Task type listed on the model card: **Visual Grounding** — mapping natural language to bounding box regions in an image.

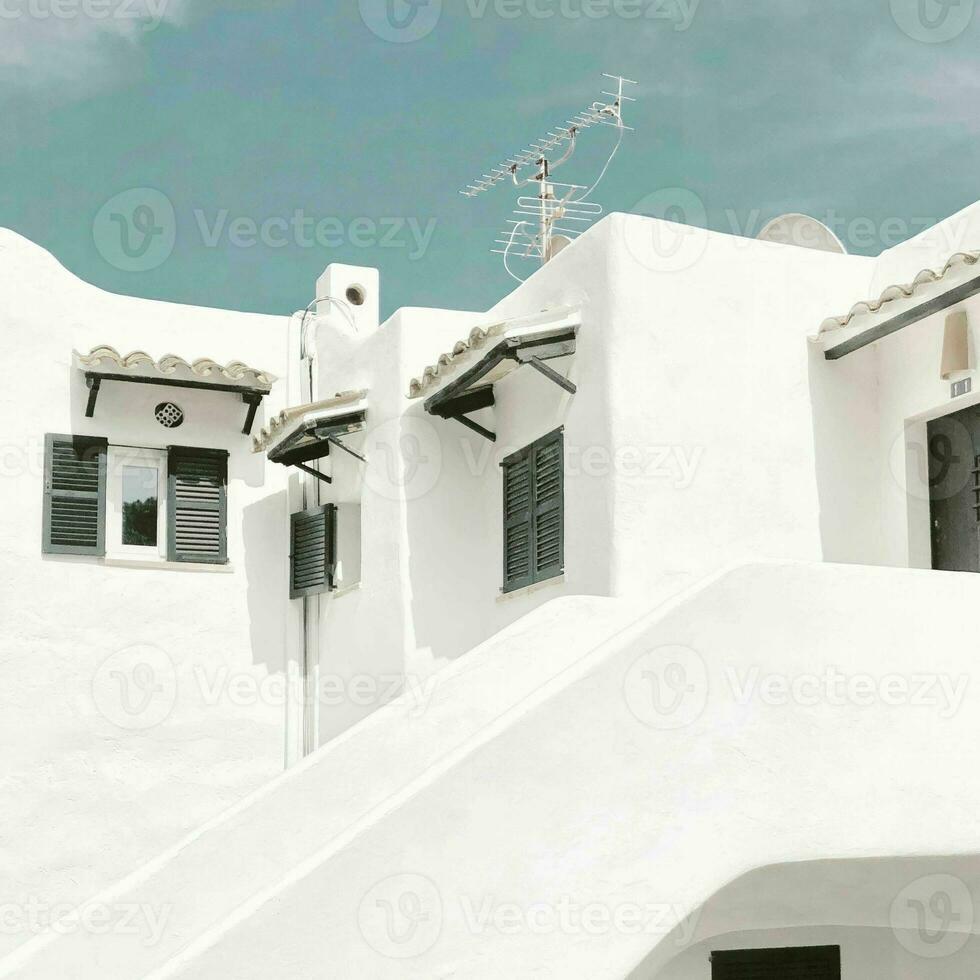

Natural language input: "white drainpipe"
[295,295,357,759]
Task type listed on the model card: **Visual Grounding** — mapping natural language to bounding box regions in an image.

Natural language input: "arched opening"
[628,854,980,980]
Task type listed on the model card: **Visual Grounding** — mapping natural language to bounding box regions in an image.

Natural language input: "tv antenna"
[461,74,637,280]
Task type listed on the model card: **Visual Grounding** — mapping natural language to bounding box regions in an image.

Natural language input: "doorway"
[711,945,841,980]
[928,402,980,572]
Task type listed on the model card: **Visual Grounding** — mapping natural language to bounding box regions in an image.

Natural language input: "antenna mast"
[461,74,637,273]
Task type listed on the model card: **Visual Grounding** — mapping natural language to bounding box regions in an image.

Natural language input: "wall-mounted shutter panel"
[533,431,563,578]
[42,434,107,555]
[167,447,228,564]
[290,504,336,598]
[503,456,533,592]
[711,946,841,980]
[501,428,564,593]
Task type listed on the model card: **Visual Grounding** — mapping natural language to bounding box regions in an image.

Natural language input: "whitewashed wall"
[0,230,292,956]
[305,204,978,725]
[630,855,980,978]
[654,926,979,980]
[307,301,488,743]
[305,213,878,750]
[808,202,980,573]
[4,199,976,966]
[160,562,980,980]
[306,224,622,744]
[15,561,980,979]
[605,213,876,596]
[6,202,980,975]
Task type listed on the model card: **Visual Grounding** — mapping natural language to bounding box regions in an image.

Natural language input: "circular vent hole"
[155,402,185,429]
[345,284,366,307]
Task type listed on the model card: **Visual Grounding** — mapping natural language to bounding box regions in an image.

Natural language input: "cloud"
[0,0,294,105]
[0,0,281,91]
[0,0,189,99]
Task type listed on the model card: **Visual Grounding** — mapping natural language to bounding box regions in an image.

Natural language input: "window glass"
[121,465,158,547]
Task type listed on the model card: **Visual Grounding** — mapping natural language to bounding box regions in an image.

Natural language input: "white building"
[2,199,980,978]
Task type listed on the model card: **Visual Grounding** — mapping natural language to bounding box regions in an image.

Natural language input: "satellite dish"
[546,234,573,261]
[757,213,847,255]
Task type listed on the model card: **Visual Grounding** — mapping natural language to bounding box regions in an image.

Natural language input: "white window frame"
[106,446,167,561]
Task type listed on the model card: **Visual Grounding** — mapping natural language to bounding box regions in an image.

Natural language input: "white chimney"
[315,263,380,336]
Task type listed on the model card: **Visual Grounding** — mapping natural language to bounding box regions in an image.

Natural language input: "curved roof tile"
[74,346,277,390]
[819,251,980,335]
[252,390,368,453]
[407,306,581,399]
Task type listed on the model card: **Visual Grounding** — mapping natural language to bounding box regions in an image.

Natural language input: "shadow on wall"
[243,491,288,674]
[629,853,980,980]
[406,364,580,668]
[807,342,884,566]
[404,403,502,668]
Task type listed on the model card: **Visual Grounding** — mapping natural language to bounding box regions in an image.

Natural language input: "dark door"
[928,404,980,572]
[711,945,840,980]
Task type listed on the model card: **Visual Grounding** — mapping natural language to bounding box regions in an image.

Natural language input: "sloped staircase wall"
[4,562,980,979]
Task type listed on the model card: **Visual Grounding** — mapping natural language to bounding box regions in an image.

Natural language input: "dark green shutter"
[167,446,228,564]
[503,453,533,592]
[532,431,563,579]
[290,504,337,599]
[711,946,841,980]
[501,428,564,593]
[42,434,107,555]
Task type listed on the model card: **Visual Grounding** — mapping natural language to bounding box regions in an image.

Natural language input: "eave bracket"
[294,462,333,485]
[451,412,497,442]
[525,354,577,394]
[326,435,368,463]
[430,385,497,442]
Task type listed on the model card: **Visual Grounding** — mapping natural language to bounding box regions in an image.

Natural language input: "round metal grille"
[155,401,185,429]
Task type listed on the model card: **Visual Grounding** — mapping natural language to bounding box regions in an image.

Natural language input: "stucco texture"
[8,562,980,978]
[0,230,292,957]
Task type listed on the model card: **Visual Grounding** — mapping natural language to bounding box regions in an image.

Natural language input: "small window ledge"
[104,557,234,573]
[497,573,565,603]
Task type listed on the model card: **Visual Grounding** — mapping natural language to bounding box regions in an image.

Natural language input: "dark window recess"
[42,434,108,556]
[501,428,564,593]
[167,446,228,564]
[927,405,980,573]
[290,504,337,599]
[711,946,841,980]
[973,452,980,523]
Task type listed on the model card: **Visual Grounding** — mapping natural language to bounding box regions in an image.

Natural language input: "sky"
[2,0,980,320]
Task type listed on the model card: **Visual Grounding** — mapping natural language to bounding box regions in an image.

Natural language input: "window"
[123,467,159,545]
[501,428,564,593]
[106,447,166,559]
[167,446,229,564]
[42,436,228,565]
[290,504,337,598]
[42,434,108,556]
[711,946,841,980]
